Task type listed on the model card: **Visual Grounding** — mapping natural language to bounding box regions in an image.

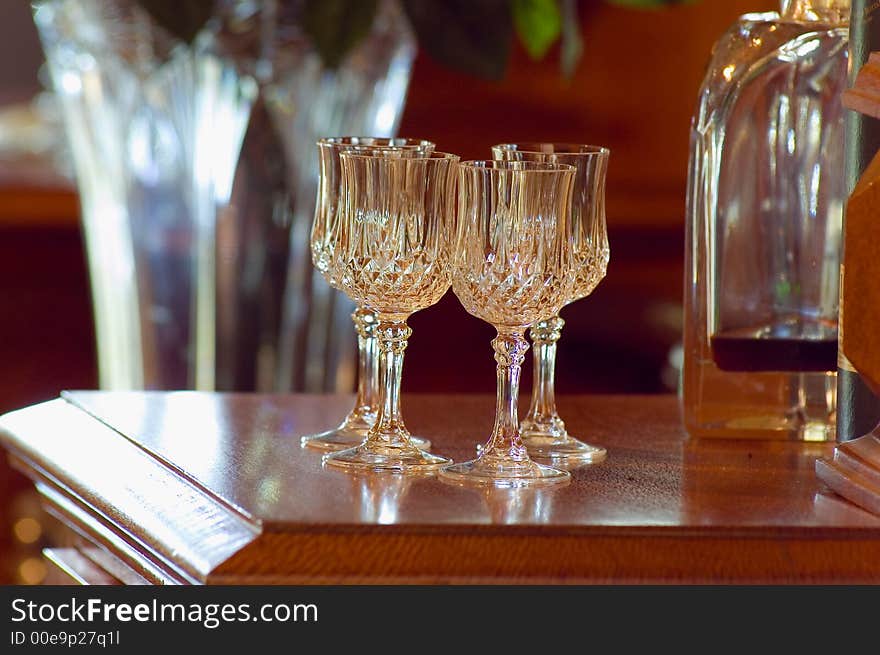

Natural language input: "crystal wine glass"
[302,137,434,452]
[439,160,577,487]
[493,143,610,463]
[322,151,459,472]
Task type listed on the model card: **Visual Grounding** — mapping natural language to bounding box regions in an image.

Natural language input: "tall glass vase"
[32,0,416,392]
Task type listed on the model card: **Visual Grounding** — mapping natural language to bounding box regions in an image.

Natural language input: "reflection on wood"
[2,392,880,583]
[816,433,880,517]
[0,398,258,584]
[43,548,121,585]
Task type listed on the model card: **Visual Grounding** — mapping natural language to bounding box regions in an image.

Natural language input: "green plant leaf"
[559,0,582,79]
[302,0,379,69]
[513,0,562,60]
[134,0,216,44]
[402,0,512,80]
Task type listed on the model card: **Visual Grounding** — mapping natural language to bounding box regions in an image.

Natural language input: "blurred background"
[0,0,774,582]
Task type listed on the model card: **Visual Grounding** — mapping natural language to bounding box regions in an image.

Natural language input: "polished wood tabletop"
[1,392,879,584]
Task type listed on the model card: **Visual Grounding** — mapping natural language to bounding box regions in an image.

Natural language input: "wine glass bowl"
[301,136,435,452]
[438,160,577,488]
[311,137,436,281]
[322,151,459,473]
[492,143,611,464]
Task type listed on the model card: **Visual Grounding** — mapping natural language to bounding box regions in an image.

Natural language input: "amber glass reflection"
[439,161,576,487]
[302,137,434,452]
[493,143,610,463]
[322,152,459,472]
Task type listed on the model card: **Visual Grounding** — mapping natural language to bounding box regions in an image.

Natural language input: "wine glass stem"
[525,315,565,424]
[370,317,413,445]
[485,329,530,459]
[352,307,379,417]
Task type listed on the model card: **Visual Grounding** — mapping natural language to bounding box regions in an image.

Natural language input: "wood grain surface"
[2,392,880,584]
[43,548,121,585]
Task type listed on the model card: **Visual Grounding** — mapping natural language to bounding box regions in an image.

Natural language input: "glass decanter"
[682,0,849,440]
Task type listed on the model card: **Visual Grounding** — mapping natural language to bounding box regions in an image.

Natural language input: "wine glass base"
[302,425,431,452]
[323,442,450,473]
[521,435,607,464]
[438,457,570,488]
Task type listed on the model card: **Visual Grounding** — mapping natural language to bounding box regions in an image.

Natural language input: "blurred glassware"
[493,143,610,463]
[322,152,458,473]
[32,0,416,392]
[302,137,434,452]
[439,160,576,488]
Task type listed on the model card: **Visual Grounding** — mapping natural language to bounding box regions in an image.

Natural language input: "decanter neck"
[780,0,850,23]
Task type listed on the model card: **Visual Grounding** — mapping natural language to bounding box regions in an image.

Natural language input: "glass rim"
[338,151,460,162]
[492,143,610,157]
[459,160,576,173]
[317,136,435,149]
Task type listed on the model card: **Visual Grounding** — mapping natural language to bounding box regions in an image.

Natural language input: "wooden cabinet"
[2,392,878,584]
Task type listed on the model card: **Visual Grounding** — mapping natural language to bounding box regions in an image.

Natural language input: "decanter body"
[683,0,849,440]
